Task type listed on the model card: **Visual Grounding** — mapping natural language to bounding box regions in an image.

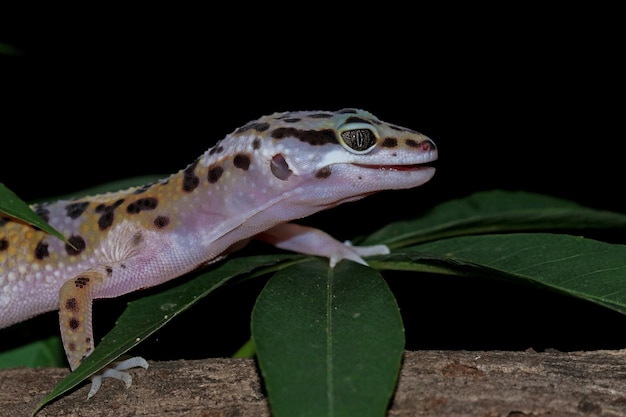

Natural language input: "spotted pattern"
[0,108,437,385]
[133,183,154,195]
[66,236,86,256]
[127,197,159,214]
[234,122,270,134]
[66,202,90,219]
[208,166,224,183]
[65,297,79,312]
[271,128,338,146]
[345,116,370,125]
[35,241,49,260]
[315,167,332,179]
[234,154,251,170]
[209,144,224,156]
[182,159,200,192]
[95,199,125,231]
[35,206,50,222]
[74,276,90,288]
[382,138,398,148]
[154,215,170,229]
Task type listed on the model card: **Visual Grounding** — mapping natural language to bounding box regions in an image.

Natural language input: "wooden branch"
[3,349,626,416]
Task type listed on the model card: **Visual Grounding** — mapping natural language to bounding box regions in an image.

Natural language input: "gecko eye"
[337,123,378,154]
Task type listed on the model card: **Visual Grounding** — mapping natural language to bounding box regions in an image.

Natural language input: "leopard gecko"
[0,108,438,398]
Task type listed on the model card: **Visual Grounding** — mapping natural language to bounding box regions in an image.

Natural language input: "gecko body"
[0,109,437,397]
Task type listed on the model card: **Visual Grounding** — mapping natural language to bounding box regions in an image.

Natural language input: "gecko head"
[261,108,438,206]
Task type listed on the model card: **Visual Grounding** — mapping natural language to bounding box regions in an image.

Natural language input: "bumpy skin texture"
[0,108,437,396]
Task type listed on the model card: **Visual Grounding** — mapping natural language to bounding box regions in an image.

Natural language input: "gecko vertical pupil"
[340,129,375,152]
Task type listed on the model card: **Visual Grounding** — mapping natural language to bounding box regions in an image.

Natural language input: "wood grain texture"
[3,350,626,416]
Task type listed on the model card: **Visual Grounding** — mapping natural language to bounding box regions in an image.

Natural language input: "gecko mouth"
[353,162,436,171]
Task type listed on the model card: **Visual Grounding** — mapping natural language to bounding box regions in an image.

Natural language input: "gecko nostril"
[270,154,292,181]
[423,139,436,151]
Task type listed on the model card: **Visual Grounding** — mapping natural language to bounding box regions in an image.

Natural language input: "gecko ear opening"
[271,154,293,181]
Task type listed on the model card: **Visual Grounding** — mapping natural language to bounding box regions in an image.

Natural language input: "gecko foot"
[329,242,390,268]
[87,356,149,399]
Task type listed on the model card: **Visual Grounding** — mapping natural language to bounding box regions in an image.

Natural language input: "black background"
[2,7,625,356]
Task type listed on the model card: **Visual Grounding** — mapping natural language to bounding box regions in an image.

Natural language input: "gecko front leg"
[58,269,148,398]
[257,223,390,267]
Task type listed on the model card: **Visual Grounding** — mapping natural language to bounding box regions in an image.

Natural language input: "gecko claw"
[87,356,149,399]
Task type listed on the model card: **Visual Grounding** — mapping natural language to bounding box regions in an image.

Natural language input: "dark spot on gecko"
[337,109,358,114]
[345,116,370,125]
[65,298,79,312]
[0,238,8,251]
[208,166,224,183]
[154,215,170,229]
[65,201,90,219]
[95,199,125,230]
[98,211,115,230]
[68,343,76,351]
[105,266,113,276]
[234,154,251,170]
[74,276,90,288]
[405,139,419,147]
[34,241,49,259]
[66,236,86,256]
[133,182,155,195]
[271,128,338,146]
[182,159,200,192]
[120,264,127,269]
[309,113,334,118]
[252,138,261,150]
[283,118,301,123]
[315,167,332,179]
[382,138,398,148]
[69,318,80,330]
[234,122,270,134]
[127,197,159,214]
[209,143,225,155]
[132,231,144,246]
[35,205,50,222]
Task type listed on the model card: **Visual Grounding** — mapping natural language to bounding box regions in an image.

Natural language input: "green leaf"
[0,183,68,244]
[0,42,22,56]
[362,190,626,248]
[252,259,404,417]
[0,336,64,368]
[392,233,626,315]
[34,254,298,413]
